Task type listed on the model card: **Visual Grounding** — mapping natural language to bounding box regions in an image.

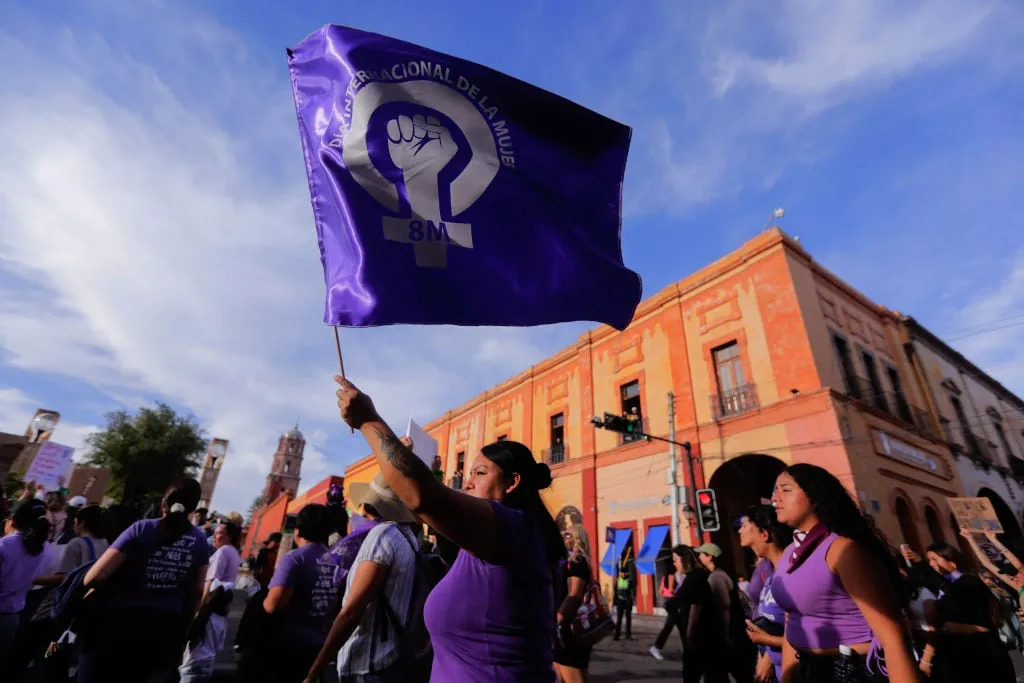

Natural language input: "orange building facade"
[345,229,988,614]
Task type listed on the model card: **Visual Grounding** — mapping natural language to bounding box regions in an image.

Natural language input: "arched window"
[895,496,922,553]
[924,505,945,544]
[284,461,291,474]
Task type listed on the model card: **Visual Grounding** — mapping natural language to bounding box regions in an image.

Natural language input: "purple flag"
[288,26,642,330]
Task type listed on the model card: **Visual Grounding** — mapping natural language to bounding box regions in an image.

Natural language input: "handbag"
[659,575,674,598]
[566,582,615,647]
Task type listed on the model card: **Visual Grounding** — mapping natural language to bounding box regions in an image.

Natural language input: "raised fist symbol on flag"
[381,113,471,268]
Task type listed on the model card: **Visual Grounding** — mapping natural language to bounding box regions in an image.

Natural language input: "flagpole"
[332,326,346,379]
[332,326,353,433]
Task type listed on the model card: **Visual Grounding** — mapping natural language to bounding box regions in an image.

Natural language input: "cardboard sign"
[948,496,1004,533]
[405,418,439,467]
[24,441,75,493]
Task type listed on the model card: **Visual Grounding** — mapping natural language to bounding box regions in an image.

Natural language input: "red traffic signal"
[695,487,720,533]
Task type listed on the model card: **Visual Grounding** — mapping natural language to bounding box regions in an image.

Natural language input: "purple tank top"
[423,501,555,683]
[771,533,874,650]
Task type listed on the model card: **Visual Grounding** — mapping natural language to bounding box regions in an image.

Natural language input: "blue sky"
[1,0,1022,514]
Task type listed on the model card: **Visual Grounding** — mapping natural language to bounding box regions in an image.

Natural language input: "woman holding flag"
[335,376,565,683]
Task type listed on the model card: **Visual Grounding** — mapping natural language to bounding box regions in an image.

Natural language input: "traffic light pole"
[668,392,680,546]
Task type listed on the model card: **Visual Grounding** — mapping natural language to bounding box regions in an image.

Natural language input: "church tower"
[198,438,228,510]
[262,424,305,503]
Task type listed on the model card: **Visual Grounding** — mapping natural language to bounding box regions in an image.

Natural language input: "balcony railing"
[711,384,759,420]
[842,376,945,442]
[910,406,942,441]
[942,423,996,466]
[543,444,567,465]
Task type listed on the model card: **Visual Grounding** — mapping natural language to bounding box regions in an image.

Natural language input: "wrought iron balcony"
[543,443,567,465]
[711,384,759,420]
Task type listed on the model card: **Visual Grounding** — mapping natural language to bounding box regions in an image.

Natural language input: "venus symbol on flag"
[288,25,642,330]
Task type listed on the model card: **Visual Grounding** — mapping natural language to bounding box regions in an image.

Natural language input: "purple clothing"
[757,570,785,682]
[327,518,380,587]
[267,542,338,646]
[424,501,555,683]
[0,533,48,613]
[108,519,211,615]
[746,558,773,619]
[771,533,873,650]
[206,544,241,584]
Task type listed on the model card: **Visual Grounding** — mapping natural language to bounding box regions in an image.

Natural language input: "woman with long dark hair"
[901,539,1015,682]
[770,464,917,683]
[0,500,51,669]
[335,377,565,683]
[554,524,594,683]
[79,478,210,682]
[668,544,730,683]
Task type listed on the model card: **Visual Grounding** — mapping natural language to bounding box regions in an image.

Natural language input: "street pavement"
[213,598,1024,683]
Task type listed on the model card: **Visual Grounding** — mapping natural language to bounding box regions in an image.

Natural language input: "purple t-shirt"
[109,519,210,615]
[267,542,338,645]
[424,501,555,683]
[0,533,49,613]
[747,557,773,619]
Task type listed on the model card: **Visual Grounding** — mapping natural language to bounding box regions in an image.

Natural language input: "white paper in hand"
[406,418,439,467]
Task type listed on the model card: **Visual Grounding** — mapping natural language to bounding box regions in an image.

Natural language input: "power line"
[946,320,1024,343]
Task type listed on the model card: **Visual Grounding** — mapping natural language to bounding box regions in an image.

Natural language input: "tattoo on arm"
[374,426,432,482]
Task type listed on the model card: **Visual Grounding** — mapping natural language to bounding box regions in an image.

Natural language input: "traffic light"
[590,412,647,440]
[695,488,720,533]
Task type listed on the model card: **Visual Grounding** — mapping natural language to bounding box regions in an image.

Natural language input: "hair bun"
[533,462,552,490]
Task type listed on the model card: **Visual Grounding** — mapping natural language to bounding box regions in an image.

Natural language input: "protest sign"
[25,441,75,493]
[406,418,439,467]
[948,496,1004,533]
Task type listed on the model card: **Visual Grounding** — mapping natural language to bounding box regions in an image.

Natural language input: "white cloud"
[603,0,1022,217]
[0,386,100,456]
[952,251,1024,396]
[711,0,998,109]
[0,5,559,512]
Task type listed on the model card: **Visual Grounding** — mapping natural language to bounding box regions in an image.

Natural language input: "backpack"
[33,537,98,624]
[371,525,442,683]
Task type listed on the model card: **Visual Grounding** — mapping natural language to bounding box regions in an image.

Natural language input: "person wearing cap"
[256,504,339,682]
[335,377,566,683]
[305,473,424,682]
[736,505,794,683]
[0,499,51,669]
[697,542,756,683]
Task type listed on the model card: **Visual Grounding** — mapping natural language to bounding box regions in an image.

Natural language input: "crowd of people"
[1,375,1021,683]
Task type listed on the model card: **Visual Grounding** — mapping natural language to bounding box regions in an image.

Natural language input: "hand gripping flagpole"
[332,326,353,433]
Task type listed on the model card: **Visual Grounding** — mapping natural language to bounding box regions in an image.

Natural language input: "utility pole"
[668,392,680,546]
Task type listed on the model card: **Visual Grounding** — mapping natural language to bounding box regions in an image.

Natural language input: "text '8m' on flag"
[287,25,642,331]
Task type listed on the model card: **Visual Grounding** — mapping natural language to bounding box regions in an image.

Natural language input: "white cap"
[838,645,853,656]
[68,496,87,507]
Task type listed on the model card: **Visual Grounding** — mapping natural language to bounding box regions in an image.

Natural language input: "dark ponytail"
[160,479,202,544]
[12,500,51,557]
[480,440,566,566]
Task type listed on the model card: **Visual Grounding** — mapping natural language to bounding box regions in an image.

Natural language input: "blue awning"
[599,528,633,576]
[636,525,670,576]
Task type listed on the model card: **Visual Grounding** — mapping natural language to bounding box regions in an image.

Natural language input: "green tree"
[86,403,207,504]
[3,470,26,502]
